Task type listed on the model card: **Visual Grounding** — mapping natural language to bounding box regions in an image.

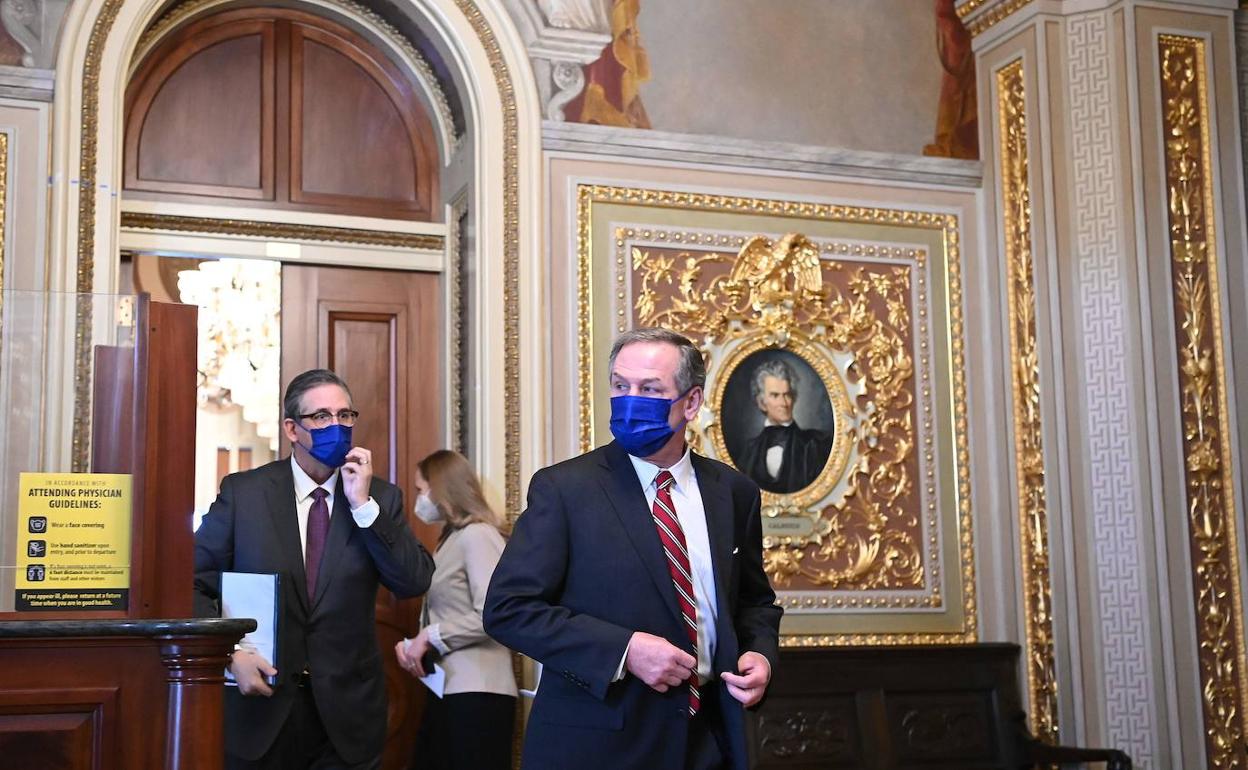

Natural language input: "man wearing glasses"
[194,368,434,770]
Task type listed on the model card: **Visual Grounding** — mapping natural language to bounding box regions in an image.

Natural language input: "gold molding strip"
[451,0,521,522]
[448,197,467,453]
[965,0,1035,38]
[120,212,445,250]
[0,130,7,371]
[996,59,1059,744]
[72,0,125,472]
[956,0,990,19]
[0,132,8,383]
[576,185,594,453]
[1159,35,1248,770]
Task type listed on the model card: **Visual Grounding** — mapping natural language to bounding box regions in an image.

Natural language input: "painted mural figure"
[736,358,832,495]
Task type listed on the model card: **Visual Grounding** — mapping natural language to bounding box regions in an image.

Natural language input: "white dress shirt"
[289,456,379,562]
[763,418,793,480]
[626,447,719,682]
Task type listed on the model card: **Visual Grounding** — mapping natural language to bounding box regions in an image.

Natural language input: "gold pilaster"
[1159,34,1248,770]
[996,58,1059,744]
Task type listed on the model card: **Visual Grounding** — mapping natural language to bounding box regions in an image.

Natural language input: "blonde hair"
[418,450,509,537]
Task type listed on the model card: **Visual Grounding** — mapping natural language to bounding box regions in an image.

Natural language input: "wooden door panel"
[282,264,441,770]
[325,311,401,481]
[124,7,438,220]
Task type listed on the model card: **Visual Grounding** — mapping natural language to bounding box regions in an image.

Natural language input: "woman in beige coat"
[395,450,516,770]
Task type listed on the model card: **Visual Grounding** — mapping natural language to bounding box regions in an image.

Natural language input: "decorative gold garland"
[996,58,1058,745]
[120,212,445,250]
[1159,35,1248,770]
[964,0,1034,38]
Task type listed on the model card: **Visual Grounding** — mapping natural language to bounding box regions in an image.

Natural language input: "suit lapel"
[598,443,683,625]
[691,454,734,628]
[265,462,310,615]
[309,477,355,612]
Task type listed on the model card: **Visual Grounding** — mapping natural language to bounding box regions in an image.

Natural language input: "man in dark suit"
[738,359,832,494]
[194,369,434,769]
[485,327,782,770]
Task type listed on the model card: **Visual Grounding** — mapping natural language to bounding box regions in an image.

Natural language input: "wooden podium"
[0,295,250,769]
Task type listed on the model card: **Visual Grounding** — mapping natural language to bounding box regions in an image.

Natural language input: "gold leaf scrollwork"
[1160,35,1248,770]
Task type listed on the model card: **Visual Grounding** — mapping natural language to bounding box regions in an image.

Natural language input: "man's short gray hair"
[607,327,706,394]
[751,359,798,408]
[283,369,354,420]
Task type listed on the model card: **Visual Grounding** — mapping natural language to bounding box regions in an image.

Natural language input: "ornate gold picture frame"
[577,184,976,645]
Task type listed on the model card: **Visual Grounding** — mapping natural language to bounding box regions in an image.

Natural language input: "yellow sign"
[14,473,132,611]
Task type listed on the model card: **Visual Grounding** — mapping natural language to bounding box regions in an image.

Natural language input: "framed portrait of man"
[721,350,835,495]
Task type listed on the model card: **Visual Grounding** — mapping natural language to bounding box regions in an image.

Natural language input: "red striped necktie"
[651,469,700,716]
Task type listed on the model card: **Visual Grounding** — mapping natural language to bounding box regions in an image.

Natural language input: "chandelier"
[177,259,282,451]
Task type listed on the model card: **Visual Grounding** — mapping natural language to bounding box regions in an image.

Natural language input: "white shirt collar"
[763,418,794,428]
[290,455,338,503]
[628,445,695,492]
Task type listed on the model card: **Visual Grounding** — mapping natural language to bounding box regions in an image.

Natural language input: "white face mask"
[414,493,443,524]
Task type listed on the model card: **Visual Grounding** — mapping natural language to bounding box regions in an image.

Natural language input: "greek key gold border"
[120,212,446,250]
[1159,34,1248,770]
[575,184,978,647]
[996,58,1058,744]
[74,0,521,521]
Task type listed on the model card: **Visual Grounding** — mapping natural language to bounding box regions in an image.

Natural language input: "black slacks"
[226,682,380,770]
[411,691,516,770]
[686,683,731,770]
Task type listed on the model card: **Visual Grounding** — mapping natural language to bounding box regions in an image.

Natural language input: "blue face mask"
[301,423,353,468]
[609,389,692,458]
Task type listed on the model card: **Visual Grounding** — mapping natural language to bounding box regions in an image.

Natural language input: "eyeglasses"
[296,409,360,429]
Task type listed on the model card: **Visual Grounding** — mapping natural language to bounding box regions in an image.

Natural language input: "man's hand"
[341,447,373,509]
[395,629,432,678]
[230,648,277,697]
[625,631,696,693]
[721,651,771,707]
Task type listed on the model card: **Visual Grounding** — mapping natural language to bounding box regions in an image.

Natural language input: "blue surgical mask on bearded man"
[608,388,693,457]
[302,423,353,468]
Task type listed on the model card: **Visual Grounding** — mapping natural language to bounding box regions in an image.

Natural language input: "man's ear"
[685,386,704,418]
[281,418,299,444]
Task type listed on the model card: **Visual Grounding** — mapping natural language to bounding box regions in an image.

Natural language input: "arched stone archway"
[46,0,546,520]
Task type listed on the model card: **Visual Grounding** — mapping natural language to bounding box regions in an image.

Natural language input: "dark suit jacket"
[484,442,782,770]
[193,458,434,763]
[739,421,832,494]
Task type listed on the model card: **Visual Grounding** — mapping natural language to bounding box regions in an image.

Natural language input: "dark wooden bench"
[747,643,1130,769]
